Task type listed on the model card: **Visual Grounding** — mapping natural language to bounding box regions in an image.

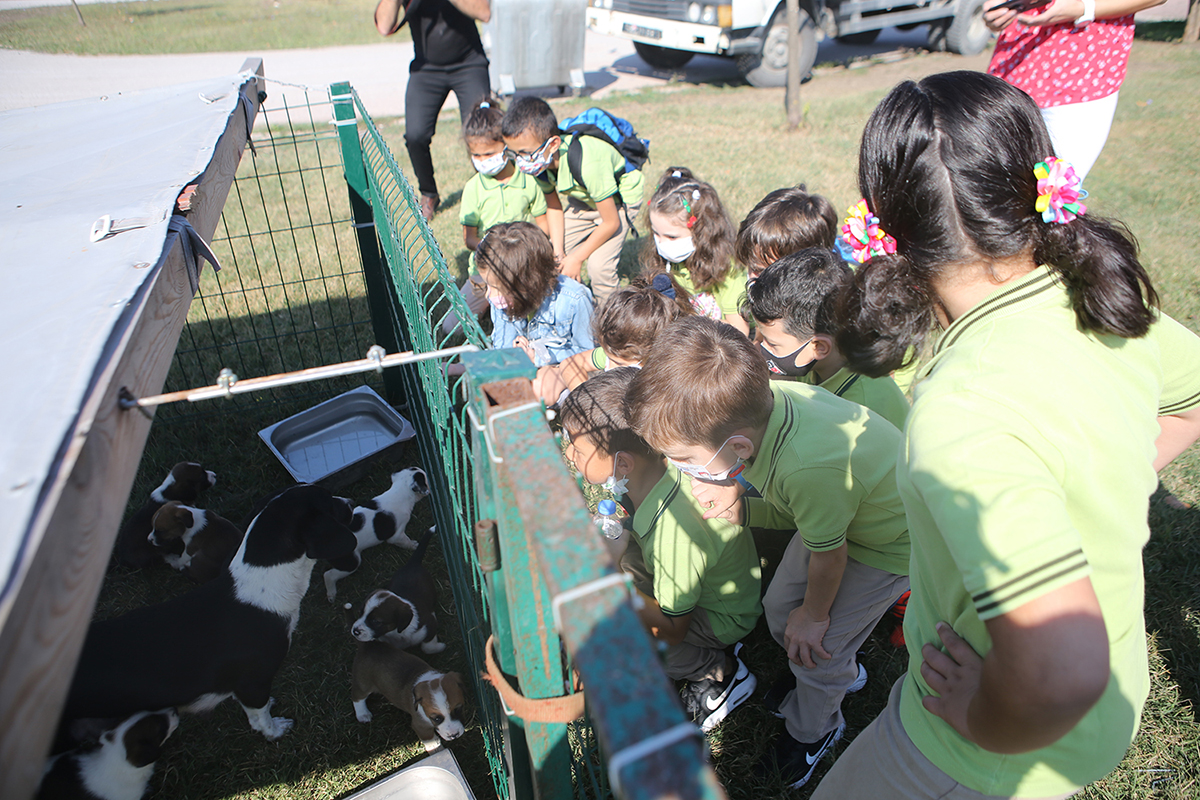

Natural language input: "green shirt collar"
[742,385,796,488]
[921,265,1063,380]
[631,464,684,539]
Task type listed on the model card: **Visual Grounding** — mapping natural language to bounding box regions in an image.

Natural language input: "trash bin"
[482,0,587,95]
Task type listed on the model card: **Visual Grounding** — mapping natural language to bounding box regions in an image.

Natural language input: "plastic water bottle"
[592,499,623,540]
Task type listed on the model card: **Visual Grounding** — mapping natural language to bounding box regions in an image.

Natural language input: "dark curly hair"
[640,166,737,295]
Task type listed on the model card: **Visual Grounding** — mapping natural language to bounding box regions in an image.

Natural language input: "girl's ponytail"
[1036,216,1157,338]
[836,252,934,378]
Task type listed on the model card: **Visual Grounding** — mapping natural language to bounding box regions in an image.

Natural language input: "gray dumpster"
[482,0,587,94]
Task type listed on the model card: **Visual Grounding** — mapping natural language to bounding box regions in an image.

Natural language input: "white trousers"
[1041,91,1120,185]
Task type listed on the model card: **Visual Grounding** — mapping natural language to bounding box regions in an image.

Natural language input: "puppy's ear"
[300,509,358,561]
[68,717,117,745]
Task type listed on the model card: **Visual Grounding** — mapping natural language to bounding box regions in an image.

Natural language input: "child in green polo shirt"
[446,98,550,331]
[745,248,909,430]
[626,316,910,789]
[559,368,761,734]
[501,96,644,305]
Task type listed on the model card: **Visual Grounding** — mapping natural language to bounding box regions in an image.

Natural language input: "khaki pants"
[621,538,731,683]
[764,532,908,743]
[812,679,1080,800]
[563,198,640,306]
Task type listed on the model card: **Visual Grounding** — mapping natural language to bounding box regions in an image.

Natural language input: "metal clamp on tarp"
[167,214,222,293]
[90,211,166,243]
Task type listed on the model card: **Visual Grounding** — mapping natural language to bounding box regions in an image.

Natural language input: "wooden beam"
[0,73,258,800]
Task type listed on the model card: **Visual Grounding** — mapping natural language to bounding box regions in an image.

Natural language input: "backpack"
[559,108,650,205]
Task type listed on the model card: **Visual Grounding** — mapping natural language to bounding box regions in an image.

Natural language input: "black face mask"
[760,339,816,377]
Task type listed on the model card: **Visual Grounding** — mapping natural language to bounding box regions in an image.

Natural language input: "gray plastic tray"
[344,748,477,800]
[258,385,416,486]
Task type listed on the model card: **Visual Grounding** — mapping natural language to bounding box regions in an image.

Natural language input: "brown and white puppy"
[323,467,430,601]
[150,502,244,583]
[349,527,443,653]
[39,709,178,800]
[351,640,466,751]
[116,462,217,569]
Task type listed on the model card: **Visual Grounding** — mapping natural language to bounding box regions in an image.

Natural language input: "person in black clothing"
[376,0,492,220]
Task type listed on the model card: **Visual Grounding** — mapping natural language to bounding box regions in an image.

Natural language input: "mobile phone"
[991,0,1052,13]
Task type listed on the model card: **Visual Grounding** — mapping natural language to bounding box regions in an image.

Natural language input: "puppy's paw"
[263,716,294,740]
[323,569,339,602]
[421,637,446,655]
[422,737,443,752]
[390,533,418,550]
[353,699,373,723]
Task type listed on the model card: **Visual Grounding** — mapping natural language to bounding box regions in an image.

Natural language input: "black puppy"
[63,485,357,741]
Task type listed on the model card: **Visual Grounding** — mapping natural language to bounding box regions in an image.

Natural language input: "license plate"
[622,22,662,39]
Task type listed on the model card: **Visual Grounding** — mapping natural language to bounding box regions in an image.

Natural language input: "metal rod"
[123,344,479,409]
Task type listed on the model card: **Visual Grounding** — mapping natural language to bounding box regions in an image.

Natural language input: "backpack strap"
[565,133,624,209]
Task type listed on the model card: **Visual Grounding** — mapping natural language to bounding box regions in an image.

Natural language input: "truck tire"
[836,29,880,45]
[633,41,696,70]
[945,0,992,55]
[737,7,818,88]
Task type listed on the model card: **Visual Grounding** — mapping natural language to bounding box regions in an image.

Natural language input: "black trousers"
[404,54,491,198]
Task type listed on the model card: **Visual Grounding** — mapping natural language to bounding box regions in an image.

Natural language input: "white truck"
[585,0,992,86]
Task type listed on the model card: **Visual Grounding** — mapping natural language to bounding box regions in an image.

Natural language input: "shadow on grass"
[1145,484,1200,722]
[131,5,218,19]
[1135,21,1186,42]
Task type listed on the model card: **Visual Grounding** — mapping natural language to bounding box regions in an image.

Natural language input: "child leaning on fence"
[626,316,910,790]
[531,274,691,405]
[559,367,761,734]
[642,168,748,335]
[474,222,593,367]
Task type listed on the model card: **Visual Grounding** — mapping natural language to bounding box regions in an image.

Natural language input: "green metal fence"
[153,78,726,800]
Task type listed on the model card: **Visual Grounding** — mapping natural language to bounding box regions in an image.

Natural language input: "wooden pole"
[1184,0,1199,43]
[69,0,85,26]
[785,0,803,129]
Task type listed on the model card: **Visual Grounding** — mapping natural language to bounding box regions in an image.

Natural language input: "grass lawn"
[108,37,1199,800]
[0,0,402,55]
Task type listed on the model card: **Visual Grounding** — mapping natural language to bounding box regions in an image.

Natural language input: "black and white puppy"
[62,484,357,741]
[348,527,444,653]
[149,502,244,583]
[323,467,430,601]
[116,462,217,569]
[39,709,178,800]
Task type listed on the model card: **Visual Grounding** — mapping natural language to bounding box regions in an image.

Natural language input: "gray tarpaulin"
[0,72,256,603]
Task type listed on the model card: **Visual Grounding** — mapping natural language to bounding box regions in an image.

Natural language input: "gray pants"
[621,538,730,683]
[764,532,908,743]
[812,679,1080,800]
[563,199,640,306]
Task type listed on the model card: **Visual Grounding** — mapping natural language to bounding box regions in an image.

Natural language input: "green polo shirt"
[897,266,1200,796]
[631,464,762,644]
[459,169,547,233]
[742,383,909,576]
[670,263,748,320]
[801,366,910,431]
[555,134,645,208]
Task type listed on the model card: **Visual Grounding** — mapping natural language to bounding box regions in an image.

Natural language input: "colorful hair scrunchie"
[679,189,700,228]
[1034,157,1088,224]
[840,200,896,264]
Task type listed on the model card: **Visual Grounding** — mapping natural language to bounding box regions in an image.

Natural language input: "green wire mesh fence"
[158,85,380,423]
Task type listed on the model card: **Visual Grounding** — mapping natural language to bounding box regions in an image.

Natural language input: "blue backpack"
[559,108,650,205]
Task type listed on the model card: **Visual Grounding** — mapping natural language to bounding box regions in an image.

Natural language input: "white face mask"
[668,437,743,483]
[655,234,695,264]
[472,151,508,176]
